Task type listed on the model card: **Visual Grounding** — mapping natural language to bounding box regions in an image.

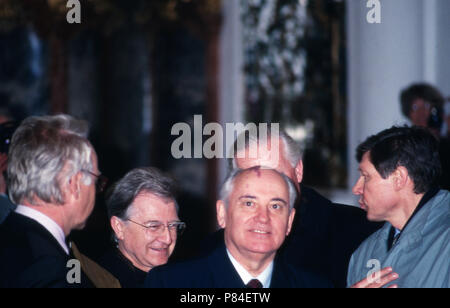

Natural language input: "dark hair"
[400,83,444,118]
[356,126,441,194]
[106,167,178,220]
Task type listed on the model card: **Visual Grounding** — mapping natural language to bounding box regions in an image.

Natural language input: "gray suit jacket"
[347,190,450,288]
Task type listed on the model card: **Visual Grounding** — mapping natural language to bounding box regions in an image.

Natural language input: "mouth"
[249,229,271,235]
[358,200,367,210]
[149,247,169,254]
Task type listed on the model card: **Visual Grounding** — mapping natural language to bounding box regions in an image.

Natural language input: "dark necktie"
[246,279,263,288]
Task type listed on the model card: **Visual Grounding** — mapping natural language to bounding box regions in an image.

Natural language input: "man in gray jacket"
[347,126,449,288]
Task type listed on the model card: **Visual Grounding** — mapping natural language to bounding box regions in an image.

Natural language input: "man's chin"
[366,212,383,223]
[244,243,279,256]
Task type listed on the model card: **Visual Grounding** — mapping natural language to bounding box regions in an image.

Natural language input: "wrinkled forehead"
[128,192,178,219]
[233,168,288,194]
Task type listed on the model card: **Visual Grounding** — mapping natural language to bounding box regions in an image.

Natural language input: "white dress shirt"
[15,205,69,255]
[226,249,274,288]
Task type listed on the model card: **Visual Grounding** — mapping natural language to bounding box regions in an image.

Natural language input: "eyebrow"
[239,195,257,200]
[271,198,287,205]
[238,195,287,205]
[141,219,181,225]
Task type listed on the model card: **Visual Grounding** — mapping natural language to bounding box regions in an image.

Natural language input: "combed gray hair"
[7,114,93,205]
[219,166,297,212]
[106,167,179,221]
[228,127,302,170]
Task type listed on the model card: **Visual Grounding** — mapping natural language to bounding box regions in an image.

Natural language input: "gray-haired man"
[0,114,117,288]
[100,167,185,288]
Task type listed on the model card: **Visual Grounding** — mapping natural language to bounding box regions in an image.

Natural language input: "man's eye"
[147,224,162,231]
[271,204,282,210]
[244,201,254,207]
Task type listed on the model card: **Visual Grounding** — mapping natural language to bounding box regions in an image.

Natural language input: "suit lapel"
[207,240,246,288]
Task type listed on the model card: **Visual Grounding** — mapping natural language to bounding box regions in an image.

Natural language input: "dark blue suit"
[0,194,15,225]
[0,212,93,288]
[145,240,332,288]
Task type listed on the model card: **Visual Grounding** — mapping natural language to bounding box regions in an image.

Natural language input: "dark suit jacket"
[145,240,332,288]
[0,194,15,225]
[99,247,147,288]
[201,186,382,288]
[0,212,93,288]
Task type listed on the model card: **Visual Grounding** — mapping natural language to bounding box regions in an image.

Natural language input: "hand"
[351,267,399,288]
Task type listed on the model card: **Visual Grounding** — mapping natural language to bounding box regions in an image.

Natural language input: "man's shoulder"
[301,185,382,231]
[301,185,362,215]
[273,257,333,288]
[145,254,213,288]
[422,190,450,238]
[0,213,68,273]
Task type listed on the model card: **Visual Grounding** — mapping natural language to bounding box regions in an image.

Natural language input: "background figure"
[400,83,450,190]
[146,167,331,288]
[0,114,118,288]
[400,83,445,134]
[444,101,450,138]
[348,126,449,288]
[100,167,185,288]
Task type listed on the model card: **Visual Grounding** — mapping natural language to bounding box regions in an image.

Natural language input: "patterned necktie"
[246,279,263,288]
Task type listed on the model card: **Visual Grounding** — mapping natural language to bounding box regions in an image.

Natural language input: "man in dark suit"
[146,167,332,288]
[0,114,118,288]
[224,128,383,288]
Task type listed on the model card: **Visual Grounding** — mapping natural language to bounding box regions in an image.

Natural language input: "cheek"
[274,218,290,238]
[124,230,148,249]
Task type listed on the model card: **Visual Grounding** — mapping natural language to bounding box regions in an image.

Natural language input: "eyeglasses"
[81,169,108,193]
[126,219,186,237]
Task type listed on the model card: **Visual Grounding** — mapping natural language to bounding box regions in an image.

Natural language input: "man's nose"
[352,177,363,195]
[256,206,270,223]
[158,225,174,245]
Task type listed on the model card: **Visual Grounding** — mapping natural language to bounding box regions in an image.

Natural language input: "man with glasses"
[100,167,185,288]
[0,114,119,288]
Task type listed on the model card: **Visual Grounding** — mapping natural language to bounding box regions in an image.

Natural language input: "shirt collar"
[226,249,274,288]
[15,205,69,255]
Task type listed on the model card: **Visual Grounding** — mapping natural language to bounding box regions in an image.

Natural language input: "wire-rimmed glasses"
[127,219,186,237]
[81,169,108,193]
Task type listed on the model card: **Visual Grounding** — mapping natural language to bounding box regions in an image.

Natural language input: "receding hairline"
[233,136,295,167]
[230,167,290,197]
[124,190,178,219]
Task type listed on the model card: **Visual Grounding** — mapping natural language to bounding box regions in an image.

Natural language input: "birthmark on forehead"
[252,166,262,177]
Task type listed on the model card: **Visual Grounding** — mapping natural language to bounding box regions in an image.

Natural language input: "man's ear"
[392,166,409,191]
[295,160,304,184]
[286,208,296,236]
[110,216,125,241]
[67,171,83,201]
[216,200,227,229]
